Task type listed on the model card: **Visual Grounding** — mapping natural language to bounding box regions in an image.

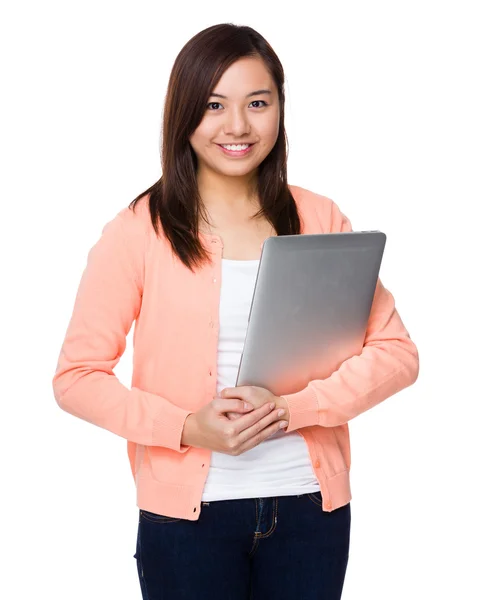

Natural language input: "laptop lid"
[235,231,387,396]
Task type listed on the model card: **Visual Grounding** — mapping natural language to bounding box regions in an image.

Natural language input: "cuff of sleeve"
[152,402,194,453]
[281,386,319,432]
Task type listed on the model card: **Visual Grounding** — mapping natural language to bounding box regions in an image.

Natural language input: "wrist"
[181,412,198,447]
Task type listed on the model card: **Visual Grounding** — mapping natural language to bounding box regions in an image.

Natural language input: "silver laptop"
[235,231,387,396]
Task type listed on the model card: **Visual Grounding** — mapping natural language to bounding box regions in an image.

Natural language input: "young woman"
[53,23,419,600]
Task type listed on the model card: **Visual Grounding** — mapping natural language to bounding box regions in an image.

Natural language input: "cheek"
[257,126,279,151]
[197,122,217,142]
[190,123,212,147]
[260,114,280,140]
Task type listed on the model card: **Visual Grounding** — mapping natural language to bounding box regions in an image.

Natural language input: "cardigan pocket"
[144,444,189,482]
[134,444,146,478]
[332,424,351,471]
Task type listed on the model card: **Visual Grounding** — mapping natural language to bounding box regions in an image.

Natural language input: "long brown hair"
[129,23,301,272]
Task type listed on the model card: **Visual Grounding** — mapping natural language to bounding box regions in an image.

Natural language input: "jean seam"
[255,498,278,539]
[248,499,260,556]
[307,492,323,508]
[140,509,181,524]
[136,518,150,600]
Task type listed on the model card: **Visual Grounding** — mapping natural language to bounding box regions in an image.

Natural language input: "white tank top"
[201,258,320,501]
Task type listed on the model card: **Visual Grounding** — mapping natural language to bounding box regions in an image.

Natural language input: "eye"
[206,100,268,111]
[251,100,268,108]
[206,102,223,111]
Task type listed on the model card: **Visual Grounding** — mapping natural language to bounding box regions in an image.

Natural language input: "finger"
[237,418,288,454]
[226,411,242,421]
[233,402,279,434]
[212,397,253,414]
[220,386,253,400]
[226,402,273,434]
[237,405,284,441]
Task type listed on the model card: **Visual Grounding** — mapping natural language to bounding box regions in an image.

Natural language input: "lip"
[216,143,255,157]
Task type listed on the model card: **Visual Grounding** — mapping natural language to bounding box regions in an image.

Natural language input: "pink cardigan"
[52,184,419,520]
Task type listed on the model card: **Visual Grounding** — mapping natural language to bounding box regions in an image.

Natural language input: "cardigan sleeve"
[52,209,193,452]
[281,198,419,431]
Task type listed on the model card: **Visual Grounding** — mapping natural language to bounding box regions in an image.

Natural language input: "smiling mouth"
[216,143,255,148]
[215,143,257,157]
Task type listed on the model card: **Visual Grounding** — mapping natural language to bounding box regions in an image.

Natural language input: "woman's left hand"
[219,385,290,423]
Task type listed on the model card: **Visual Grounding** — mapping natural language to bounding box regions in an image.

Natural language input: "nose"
[223,106,251,137]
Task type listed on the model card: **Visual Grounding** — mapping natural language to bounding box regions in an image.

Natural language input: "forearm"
[281,278,419,432]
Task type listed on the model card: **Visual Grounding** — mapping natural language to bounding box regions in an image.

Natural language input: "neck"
[196,168,259,211]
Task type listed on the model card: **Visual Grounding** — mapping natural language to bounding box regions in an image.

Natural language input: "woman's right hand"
[181,398,288,455]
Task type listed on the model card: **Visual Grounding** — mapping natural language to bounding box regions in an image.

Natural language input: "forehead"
[211,57,273,96]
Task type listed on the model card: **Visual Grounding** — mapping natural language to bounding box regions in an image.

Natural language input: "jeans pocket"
[306,491,323,508]
[139,509,182,524]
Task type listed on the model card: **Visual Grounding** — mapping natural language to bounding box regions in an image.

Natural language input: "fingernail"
[244,402,252,410]
[269,403,275,410]
[279,421,288,428]
[277,409,285,417]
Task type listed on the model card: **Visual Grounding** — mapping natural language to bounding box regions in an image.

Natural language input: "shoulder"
[288,183,333,212]
[288,184,352,233]
[93,194,151,287]
[114,192,152,246]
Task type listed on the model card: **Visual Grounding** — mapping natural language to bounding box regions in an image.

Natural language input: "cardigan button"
[314,460,320,468]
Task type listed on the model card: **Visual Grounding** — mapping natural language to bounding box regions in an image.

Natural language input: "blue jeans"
[133,491,351,599]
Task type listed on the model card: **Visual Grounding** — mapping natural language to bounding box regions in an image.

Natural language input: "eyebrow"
[209,89,272,99]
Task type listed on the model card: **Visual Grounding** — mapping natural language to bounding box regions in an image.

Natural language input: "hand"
[220,386,290,425]
[181,396,289,455]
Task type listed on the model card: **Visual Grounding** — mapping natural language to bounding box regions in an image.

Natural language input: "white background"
[1,1,479,598]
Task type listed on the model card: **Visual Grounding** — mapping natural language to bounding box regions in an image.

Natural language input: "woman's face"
[189,57,280,180]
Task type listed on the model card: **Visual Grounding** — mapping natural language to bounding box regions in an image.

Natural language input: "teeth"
[221,144,251,151]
